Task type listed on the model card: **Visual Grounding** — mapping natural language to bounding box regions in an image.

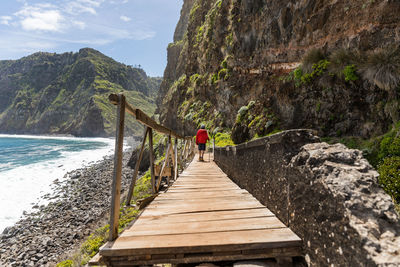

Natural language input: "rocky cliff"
[214,130,400,266]
[157,0,400,141]
[0,48,161,137]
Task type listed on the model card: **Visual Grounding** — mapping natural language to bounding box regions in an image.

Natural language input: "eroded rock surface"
[158,0,400,138]
[214,130,400,266]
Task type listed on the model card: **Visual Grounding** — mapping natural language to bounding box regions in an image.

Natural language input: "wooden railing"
[108,93,195,241]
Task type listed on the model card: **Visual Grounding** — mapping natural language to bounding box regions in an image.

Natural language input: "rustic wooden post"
[126,127,149,206]
[174,138,178,180]
[182,139,188,161]
[189,138,194,158]
[213,136,215,161]
[166,135,173,186]
[109,94,125,241]
[148,128,156,194]
[178,139,184,171]
[156,139,172,192]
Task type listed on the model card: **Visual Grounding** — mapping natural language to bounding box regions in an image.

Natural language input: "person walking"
[196,125,209,161]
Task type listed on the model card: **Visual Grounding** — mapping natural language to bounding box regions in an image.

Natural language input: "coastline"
[0,150,136,267]
[0,135,118,232]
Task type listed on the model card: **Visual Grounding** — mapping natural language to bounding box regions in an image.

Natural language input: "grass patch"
[343,64,359,82]
[361,46,400,91]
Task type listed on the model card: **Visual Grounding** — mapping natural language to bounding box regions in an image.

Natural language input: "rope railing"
[108,93,195,241]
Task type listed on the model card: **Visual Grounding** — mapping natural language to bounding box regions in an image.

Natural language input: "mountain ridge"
[0,48,161,137]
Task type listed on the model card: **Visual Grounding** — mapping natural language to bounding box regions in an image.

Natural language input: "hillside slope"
[0,48,161,137]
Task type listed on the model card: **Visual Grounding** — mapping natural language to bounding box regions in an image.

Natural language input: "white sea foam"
[0,136,117,232]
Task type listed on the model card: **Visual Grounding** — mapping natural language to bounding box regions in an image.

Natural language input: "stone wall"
[214,130,400,266]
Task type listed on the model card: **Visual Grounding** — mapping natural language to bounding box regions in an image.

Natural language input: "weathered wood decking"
[96,158,302,266]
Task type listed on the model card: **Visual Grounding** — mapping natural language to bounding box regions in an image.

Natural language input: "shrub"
[247,100,255,109]
[214,132,235,147]
[378,156,400,202]
[236,106,248,123]
[220,58,228,69]
[56,260,73,267]
[293,68,303,80]
[294,60,330,85]
[302,48,326,72]
[343,64,359,82]
[210,73,218,85]
[379,135,400,160]
[218,68,228,80]
[313,59,330,75]
[328,49,363,78]
[81,235,105,258]
[361,46,400,91]
[196,25,205,44]
[189,73,201,85]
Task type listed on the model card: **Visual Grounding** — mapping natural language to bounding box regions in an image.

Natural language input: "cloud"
[65,0,104,15]
[110,0,129,4]
[120,15,131,22]
[0,31,56,55]
[0,0,156,58]
[0,16,12,25]
[73,20,86,30]
[14,5,63,32]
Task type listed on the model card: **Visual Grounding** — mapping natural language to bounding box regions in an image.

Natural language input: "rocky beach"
[0,151,136,267]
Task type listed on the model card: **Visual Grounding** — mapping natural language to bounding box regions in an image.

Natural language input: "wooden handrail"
[108,93,195,241]
[109,94,187,139]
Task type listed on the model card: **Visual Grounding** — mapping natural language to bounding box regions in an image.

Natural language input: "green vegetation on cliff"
[0,48,161,137]
[156,0,400,209]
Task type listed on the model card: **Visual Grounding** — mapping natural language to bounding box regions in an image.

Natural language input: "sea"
[0,134,116,233]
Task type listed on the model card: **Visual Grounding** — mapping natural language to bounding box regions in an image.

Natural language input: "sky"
[0,0,183,77]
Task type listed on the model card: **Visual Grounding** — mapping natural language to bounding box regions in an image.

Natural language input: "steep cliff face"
[0,48,161,137]
[157,0,400,140]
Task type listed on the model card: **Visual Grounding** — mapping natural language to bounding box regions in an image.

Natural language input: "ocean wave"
[0,134,115,143]
[0,136,117,232]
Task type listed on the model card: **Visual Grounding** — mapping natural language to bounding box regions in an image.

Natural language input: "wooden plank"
[122,217,286,236]
[150,197,260,207]
[170,183,239,187]
[154,193,253,201]
[156,194,250,201]
[167,188,240,191]
[136,208,275,224]
[140,202,265,217]
[177,177,230,180]
[101,228,301,256]
[107,247,302,266]
[109,94,125,241]
[151,198,256,206]
[166,188,242,192]
[88,253,106,266]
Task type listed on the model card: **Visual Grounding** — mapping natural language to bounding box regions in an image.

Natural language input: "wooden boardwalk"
[97,158,302,266]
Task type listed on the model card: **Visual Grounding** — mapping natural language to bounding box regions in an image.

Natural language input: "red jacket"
[196,129,209,144]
